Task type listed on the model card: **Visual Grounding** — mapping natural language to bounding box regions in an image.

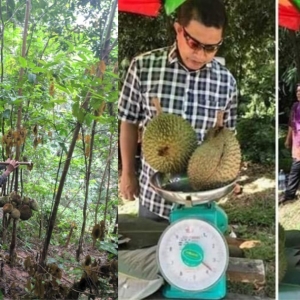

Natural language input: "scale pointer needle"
[202,262,212,271]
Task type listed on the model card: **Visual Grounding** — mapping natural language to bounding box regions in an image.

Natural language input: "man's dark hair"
[176,0,227,30]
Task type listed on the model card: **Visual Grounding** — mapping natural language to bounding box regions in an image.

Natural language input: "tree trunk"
[39,120,82,268]
[39,93,91,268]
[103,133,112,225]
[76,120,96,261]
[9,0,31,266]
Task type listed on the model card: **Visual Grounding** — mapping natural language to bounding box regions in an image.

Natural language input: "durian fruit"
[19,204,33,220]
[0,196,9,207]
[29,198,39,211]
[10,191,22,205]
[142,98,198,173]
[3,203,13,214]
[92,224,101,240]
[47,263,62,279]
[11,208,20,220]
[187,127,241,190]
[22,196,30,205]
[279,223,287,282]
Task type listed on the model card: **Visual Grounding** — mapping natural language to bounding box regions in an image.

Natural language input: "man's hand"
[120,172,139,201]
[4,158,19,176]
[285,140,291,149]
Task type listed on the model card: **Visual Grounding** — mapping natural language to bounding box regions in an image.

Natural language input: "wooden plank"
[227,257,265,284]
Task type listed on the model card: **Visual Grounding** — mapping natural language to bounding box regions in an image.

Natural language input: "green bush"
[236,116,275,165]
[118,11,174,64]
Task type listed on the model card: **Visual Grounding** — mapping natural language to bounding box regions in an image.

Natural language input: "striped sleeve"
[223,78,238,130]
[118,58,144,124]
[0,173,7,186]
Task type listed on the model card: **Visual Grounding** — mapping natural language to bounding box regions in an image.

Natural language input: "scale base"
[162,276,226,299]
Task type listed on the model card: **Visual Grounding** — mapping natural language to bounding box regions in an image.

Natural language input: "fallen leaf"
[239,240,261,249]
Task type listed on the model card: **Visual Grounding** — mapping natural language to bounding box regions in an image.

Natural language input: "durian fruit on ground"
[278,223,287,283]
[187,127,241,190]
[143,113,198,173]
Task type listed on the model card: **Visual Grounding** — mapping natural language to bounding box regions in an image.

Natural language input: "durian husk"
[22,196,30,205]
[0,196,9,207]
[11,208,20,220]
[29,199,39,211]
[210,128,241,184]
[92,224,101,239]
[187,127,241,190]
[3,203,13,214]
[10,192,22,205]
[47,263,62,279]
[19,204,33,221]
[142,102,198,173]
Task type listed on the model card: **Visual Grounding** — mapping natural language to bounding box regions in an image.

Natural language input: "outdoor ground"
[0,218,116,299]
[279,195,300,230]
[119,163,276,299]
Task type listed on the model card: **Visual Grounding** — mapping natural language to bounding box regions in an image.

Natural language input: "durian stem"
[151,97,163,115]
[216,110,225,128]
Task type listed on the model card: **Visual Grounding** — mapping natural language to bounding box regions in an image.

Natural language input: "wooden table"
[119,214,274,300]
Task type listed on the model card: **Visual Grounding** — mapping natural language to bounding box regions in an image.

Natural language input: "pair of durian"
[142,99,241,191]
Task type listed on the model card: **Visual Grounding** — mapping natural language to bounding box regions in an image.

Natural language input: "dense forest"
[0,0,118,299]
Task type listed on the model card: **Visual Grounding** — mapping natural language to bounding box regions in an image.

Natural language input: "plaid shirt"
[118,44,238,219]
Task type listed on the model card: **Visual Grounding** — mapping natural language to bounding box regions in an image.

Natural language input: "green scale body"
[159,202,229,300]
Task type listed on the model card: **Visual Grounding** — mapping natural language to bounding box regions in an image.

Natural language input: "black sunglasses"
[182,27,223,53]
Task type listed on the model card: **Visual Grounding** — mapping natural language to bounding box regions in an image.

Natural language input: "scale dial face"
[157,218,229,292]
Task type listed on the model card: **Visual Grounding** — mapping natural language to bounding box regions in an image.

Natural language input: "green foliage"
[118,11,174,63]
[98,240,118,256]
[0,0,118,260]
[236,116,275,165]
[223,197,275,227]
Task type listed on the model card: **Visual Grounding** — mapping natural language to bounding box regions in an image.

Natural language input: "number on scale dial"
[157,218,228,292]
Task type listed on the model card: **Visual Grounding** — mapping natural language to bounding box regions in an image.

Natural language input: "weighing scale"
[150,172,236,300]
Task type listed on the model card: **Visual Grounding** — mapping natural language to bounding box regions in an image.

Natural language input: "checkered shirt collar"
[167,42,213,70]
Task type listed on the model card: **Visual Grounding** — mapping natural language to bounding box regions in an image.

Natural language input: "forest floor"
[119,162,276,299]
[0,217,117,300]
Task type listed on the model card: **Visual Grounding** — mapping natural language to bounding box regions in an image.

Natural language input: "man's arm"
[285,104,295,149]
[118,58,143,200]
[120,121,139,176]
[285,126,292,149]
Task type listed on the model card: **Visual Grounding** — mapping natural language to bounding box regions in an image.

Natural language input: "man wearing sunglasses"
[118,0,237,222]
